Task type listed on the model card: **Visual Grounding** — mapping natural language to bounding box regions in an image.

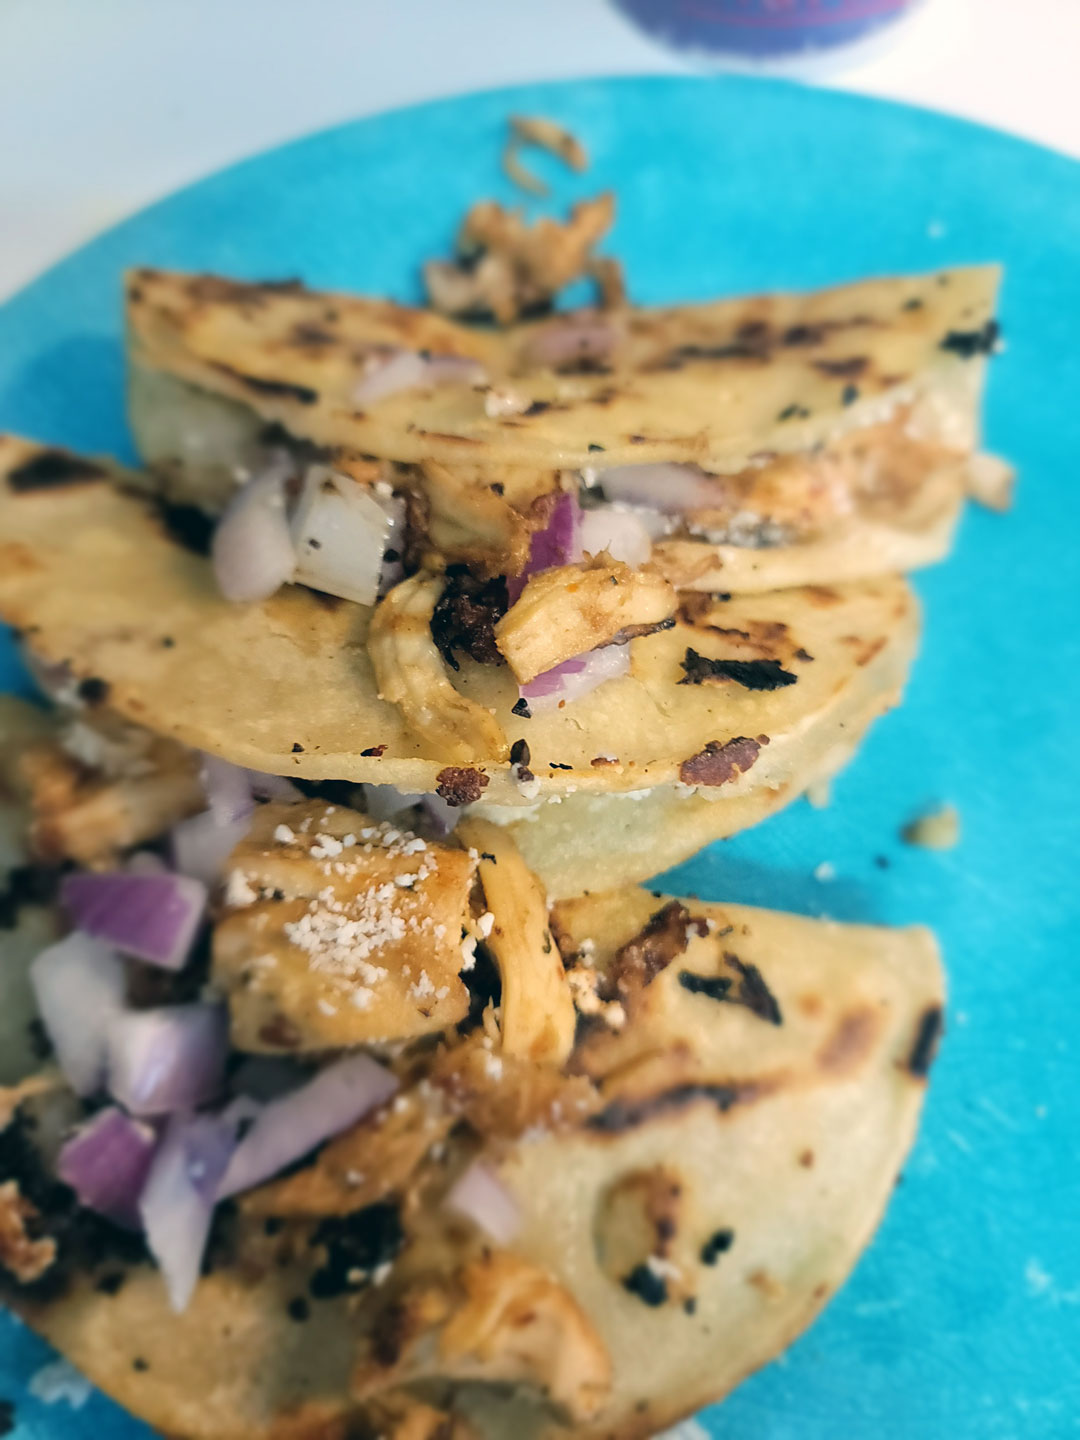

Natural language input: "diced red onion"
[446,1160,521,1245]
[198,753,301,823]
[521,643,631,712]
[29,934,127,1096]
[217,1053,399,1200]
[171,809,252,886]
[508,490,583,602]
[61,871,207,972]
[139,1110,247,1313]
[290,465,393,607]
[420,793,458,837]
[578,506,654,568]
[524,313,620,370]
[56,1106,157,1228]
[353,349,487,407]
[595,463,723,514]
[200,753,254,824]
[212,462,297,603]
[107,1004,228,1116]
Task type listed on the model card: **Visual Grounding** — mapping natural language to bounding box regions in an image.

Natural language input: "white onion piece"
[217,1053,399,1200]
[378,493,408,596]
[446,1160,521,1244]
[353,349,487,407]
[578,506,654,568]
[198,753,301,821]
[108,1004,228,1116]
[596,463,723,514]
[211,465,296,603]
[524,314,619,370]
[521,643,630,713]
[290,465,392,607]
[199,753,254,824]
[61,871,207,972]
[360,784,457,837]
[30,934,127,1096]
[171,809,252,886]
[139,1110,246,1313]
[56,1106,157,1228]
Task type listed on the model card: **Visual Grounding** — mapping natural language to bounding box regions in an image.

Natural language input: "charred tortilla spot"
[210,361,318,405]
[289,323,335,348]
[940,320,999,357]
[679,649,797,692]
[818,1008,880,1074]
[511,697,532,719]
[7,450,108,494]
[435,767,489,807]
[842,383,859,406]
[814,356,868,378]
[622,1263,667,1307]
[678,970,732,1003]
[95,1269,127,1295]
[73,677,109,707]
[777,404,811,422]
[360,745,387,757]
[155,500,215,557]
[722,953,783,1026]
[679,736,764,788]
[309,1204,403,1299]
[587,1081,757,1134]
[612,901,709,994]
[907,1005,944,1077]
[700,1228,734,1266]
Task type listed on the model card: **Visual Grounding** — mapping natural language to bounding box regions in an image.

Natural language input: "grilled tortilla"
[0,436,917,893]
[2,886,943,1440]
[127,264,999,589]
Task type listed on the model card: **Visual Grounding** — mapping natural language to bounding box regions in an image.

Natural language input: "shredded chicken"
[240,1084,455,1218]
[12,726,203,867]
[0,1180,56,1285]
[503,114,589,198]
[369,574,509,764]
[355,1251,613,1424]
[424,195,616,324]
[494,558,676,684]
[456,820,576,1066]
[213,800,476,1051]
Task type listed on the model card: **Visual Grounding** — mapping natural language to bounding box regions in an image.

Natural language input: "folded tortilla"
[0,435,917,893]
[126,264,999,589]
[3,887,944,1440]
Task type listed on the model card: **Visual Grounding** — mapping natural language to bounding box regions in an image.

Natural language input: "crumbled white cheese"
[274,823,296,844]
[477,911,495,938]
[225,869,259,907]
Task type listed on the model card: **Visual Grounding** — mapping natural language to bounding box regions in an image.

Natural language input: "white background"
[0,0,1077,302]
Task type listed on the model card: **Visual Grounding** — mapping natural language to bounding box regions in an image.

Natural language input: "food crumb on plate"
[902,804,960,850]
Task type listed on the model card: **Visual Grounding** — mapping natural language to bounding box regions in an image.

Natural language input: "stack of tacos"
[0,183,999,1438]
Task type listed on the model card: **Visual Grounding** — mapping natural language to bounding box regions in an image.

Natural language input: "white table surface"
[0,0,1077,304]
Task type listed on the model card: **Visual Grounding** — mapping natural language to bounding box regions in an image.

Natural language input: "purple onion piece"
[29,934,127,1096]
[107,1004,228,1117]
[521,644,631,711]
[139,1110,247,1313]
[171,809,252,887]
[199,753,255,824]
[446,1160,521,1245]
[56,1106,157,1228]
[61,871,208,972]
[507,490,583,603]
[217,1053,399,1200]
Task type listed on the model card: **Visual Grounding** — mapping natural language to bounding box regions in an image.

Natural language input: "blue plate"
[1,76,1078,1440]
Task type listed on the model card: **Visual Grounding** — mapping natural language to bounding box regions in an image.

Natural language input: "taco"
[0,743,945,1440]
[126,263,1001,593]
[0,436,917,894]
